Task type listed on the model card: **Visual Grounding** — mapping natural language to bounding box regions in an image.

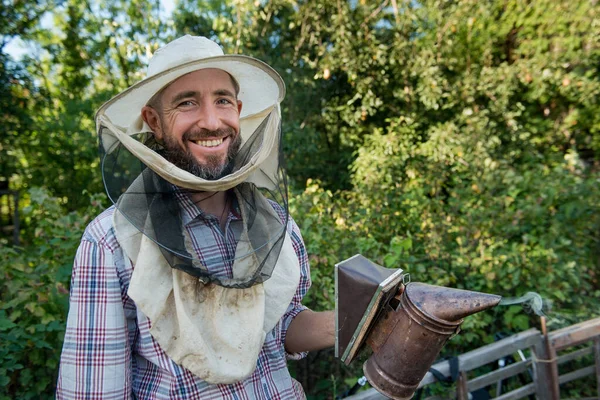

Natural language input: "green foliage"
[287,0,600,395]
[0,52,33,185]
[0,188,106,399]
[1,0,599,397]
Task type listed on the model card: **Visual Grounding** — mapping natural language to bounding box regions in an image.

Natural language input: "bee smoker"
[335,255,501,400]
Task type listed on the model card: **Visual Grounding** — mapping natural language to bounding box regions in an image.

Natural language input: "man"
[57,35,334,399]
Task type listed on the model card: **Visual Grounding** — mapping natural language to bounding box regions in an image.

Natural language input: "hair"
[146,71,240,113]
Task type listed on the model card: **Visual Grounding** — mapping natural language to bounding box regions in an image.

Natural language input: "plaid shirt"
[56,193,311,399]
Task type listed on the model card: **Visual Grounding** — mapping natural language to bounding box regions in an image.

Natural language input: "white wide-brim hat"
[96,35,286,192]
[95,35,286,139]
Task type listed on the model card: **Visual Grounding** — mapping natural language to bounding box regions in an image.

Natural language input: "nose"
[195,103,221,132]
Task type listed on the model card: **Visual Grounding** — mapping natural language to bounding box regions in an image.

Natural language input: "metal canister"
[363,283,501,399]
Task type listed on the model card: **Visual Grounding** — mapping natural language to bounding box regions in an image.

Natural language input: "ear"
[141,106,164,140]
[237,100,243,115]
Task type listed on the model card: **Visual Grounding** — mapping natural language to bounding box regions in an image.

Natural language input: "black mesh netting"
[98,112,288,288]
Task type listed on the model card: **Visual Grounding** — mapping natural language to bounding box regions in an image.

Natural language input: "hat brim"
[95,55,286,133]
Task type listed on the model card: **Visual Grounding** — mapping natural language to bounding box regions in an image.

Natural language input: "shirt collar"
[173,186,241,226]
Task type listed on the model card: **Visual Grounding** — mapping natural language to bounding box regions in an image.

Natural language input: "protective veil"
[94,36,300,383]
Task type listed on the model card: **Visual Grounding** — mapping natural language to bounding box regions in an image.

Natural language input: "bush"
[0,188,105,399]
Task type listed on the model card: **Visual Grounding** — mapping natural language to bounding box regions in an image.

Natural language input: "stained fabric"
[56,205,311,398]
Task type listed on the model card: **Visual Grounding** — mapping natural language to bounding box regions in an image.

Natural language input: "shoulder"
[71,206,132,290]
[81,205,120,253]
[267,201,303,238]
[267,202,307,265]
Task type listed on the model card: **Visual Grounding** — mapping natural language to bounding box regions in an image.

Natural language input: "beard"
[158,126,242,180]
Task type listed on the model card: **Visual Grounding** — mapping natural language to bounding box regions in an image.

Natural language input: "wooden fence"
[348,316,600,400]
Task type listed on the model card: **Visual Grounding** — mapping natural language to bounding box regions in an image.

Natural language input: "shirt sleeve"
[280,217,312,360]
[56,238,132,400]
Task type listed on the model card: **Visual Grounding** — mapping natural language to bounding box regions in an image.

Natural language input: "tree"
[1,0,599,397]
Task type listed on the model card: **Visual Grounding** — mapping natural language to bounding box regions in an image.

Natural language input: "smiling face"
[141,68,243,180]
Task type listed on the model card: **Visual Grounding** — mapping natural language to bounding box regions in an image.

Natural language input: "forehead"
[162,68,237,98]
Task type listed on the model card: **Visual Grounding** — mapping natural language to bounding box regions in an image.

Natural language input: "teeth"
[195,138,224,147]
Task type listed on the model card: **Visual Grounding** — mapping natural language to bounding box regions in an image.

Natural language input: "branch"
[360,0,389,30]
[390,0,400,25]
[235,3,242,54]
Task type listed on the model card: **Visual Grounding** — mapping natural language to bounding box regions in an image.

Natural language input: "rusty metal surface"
[362,282,501,400]
[407,283,501,322]
[365,296,401,354]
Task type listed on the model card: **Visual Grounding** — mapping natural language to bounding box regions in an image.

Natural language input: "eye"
[177,100,196,107]
[217,98,233,105]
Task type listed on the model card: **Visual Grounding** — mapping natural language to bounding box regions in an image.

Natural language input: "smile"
[193,138,225,148]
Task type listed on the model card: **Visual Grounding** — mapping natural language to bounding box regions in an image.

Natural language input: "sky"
[4,0,176,60]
